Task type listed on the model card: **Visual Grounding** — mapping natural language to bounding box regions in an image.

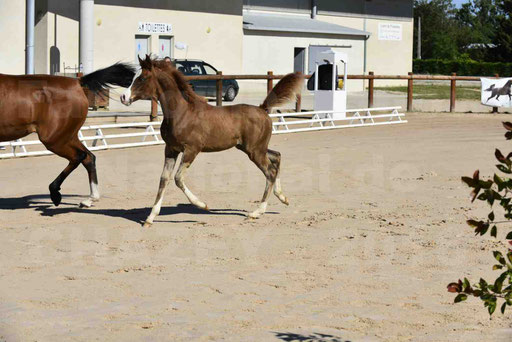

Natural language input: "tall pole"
[80,0,94,74]
[417,16,422,59]
[26,0,35,74]
[311,0,317,19]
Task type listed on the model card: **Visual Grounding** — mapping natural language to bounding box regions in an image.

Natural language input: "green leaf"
[496,149,506,163]
[491,225,497,238]
[497,164,512,174]
[489,301,497,315]
[488,211,495,221]
[463,278,470,290]
[493,264,504,270]
[454,294,467,303]
[494,251,506,265]
[506,231,512,240]
[507,251,512,265]
[501,302,507,314]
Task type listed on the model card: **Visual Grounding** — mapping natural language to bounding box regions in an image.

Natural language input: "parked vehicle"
[173,59,239,101]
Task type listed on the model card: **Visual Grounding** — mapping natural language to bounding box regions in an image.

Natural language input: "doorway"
[294,47,305,73]
[158,36,174,59]
[135,35,150,61]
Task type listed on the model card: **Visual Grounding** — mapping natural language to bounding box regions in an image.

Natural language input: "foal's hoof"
[142,221,153,228]
[50,190,62,207]
[246,212,261,220]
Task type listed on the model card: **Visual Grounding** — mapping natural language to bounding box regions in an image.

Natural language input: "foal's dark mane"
[150,58,207,106]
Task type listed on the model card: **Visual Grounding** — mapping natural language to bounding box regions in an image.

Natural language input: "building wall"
[93,4,244,73]
[0,1,26,74]
[318,14,413,86]
[243,30,365,91]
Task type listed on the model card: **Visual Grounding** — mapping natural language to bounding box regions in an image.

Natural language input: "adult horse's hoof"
[142,221,152,228]
[50,190,62,206]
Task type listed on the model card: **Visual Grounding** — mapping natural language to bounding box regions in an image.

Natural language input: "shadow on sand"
[273,332,350,342]
[0,194,274,225]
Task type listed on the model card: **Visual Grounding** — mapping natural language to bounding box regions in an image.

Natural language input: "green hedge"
[413,59,512,77]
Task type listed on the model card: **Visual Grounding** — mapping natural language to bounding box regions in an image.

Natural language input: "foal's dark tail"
[79,62,136,93]
[260,72,304,112]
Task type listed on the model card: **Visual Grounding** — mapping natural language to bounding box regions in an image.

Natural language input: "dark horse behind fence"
[485,80,512,102]
[121,55,304,227]
[0,63,135,207]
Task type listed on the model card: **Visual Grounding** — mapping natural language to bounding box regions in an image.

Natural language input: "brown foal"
[121,55,303,227]
[0,63,135,207]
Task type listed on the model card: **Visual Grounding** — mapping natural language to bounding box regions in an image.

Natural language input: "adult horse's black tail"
[79,62,136,93]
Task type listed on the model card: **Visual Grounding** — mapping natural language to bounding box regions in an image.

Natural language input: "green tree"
[414,0,458,59]
[455,0,501,61]
[495,0,512,61]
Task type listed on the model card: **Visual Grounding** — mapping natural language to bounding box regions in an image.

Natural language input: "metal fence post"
[450,72,456,113]
[368,71,374,108]
[407,72,413,112]
[216,71,223,106]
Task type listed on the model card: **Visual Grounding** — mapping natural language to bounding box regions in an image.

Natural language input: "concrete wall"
[242,30,365,91]
[318,14,413,86]
[0,1,26,74]
[93,4,244,73]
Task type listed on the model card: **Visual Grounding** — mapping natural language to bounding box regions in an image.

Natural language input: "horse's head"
[121,55,159,106]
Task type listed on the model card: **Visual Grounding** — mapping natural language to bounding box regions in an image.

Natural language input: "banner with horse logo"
[481,77,512,107]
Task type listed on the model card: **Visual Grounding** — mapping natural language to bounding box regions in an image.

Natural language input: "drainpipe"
[80,0,94,74]
[26,0,35,74]
[311,0,317,19]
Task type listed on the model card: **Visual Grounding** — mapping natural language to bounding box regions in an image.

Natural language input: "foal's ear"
[138,54,153,70]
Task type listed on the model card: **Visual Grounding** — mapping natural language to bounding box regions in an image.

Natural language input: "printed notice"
[378,23,402,41]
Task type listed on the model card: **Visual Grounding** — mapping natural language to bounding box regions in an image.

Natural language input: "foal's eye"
[139,77,146,82]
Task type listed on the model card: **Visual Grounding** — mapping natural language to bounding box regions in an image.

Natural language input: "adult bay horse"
[0,63,135,207]
[121,55,303,227]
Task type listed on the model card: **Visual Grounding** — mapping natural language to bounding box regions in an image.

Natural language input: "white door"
[135,35,149,61]
[159,36,173,59]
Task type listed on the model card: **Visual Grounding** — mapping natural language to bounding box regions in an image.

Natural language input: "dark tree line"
[414,0,512,61]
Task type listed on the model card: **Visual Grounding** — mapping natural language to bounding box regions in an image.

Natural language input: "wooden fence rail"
[169,72,494,113]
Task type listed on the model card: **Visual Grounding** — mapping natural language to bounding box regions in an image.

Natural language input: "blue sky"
[453,0,470,7]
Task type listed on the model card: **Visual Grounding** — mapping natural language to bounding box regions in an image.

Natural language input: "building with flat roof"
[0,1,413,90]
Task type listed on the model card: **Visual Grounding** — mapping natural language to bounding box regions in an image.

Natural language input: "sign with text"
[481,78,512,108]
[378,23,402,41]
[138,22,172,34]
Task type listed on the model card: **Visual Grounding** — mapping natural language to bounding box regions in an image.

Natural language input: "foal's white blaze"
[121,68,141,105]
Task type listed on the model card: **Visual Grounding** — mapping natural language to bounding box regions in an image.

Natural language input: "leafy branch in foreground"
[447,122,512,315]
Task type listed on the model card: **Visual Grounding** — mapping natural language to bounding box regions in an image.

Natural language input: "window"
[203,64,217,75]
[188,62,203,75]
[175,62,187,74]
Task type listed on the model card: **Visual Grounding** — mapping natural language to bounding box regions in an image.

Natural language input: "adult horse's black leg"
[47,140,87,206]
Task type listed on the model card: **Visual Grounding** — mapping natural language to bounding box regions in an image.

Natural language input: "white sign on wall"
[378,23,402,41]
[138,22,172,34]
[481,78,512,108]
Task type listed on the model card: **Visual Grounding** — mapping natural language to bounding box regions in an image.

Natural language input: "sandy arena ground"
[1,112,512,341]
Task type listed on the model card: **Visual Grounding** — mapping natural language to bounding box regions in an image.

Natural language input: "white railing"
[0,107,406,159]
[270,106,406,134]
[0,122,164,159]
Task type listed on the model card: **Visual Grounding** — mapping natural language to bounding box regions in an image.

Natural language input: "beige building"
[0,0,413,90]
